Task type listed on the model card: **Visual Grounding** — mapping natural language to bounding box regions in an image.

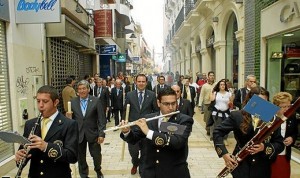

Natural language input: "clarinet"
[217,97,300,178]
[16,113,42,178]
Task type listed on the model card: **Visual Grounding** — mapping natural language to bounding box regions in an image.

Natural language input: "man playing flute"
[120,87,194,178]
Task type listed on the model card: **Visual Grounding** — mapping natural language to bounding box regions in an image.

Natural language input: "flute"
[104,111,180,132]
[16,113,42,178]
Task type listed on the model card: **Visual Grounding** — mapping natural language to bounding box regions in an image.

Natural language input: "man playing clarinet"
[120,87,194,178]
[15,85,78,178]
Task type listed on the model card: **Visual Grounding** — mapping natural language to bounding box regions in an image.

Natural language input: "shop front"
[261,0,300,154]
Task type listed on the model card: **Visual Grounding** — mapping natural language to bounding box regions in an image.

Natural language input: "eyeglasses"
[249,80,256,83]
[160,102,177,107]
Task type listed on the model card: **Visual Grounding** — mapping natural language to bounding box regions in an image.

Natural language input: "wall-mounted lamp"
[235,0,243,4]
[271,52,283,59]
[212,17,219,23]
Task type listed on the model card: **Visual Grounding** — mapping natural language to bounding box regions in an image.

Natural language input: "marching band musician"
[213,86,284,178]
[120,87,194,178]
[271,92,298,178]
[15,85,78,178]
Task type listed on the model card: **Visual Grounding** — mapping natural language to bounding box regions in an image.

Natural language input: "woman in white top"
[209,80,233,143]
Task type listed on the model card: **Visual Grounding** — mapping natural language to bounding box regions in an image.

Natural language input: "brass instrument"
[104,111,180,132]
[217,97,300,178]
[16,113,42,178]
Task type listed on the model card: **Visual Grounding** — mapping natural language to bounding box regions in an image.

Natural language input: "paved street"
[3,109,300,178]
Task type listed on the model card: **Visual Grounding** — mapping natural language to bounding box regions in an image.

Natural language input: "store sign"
[15,0,61,23]
[99,45,117,55]
[94,9,113,37]
[280,1,300,23]
[117,53,126,63]
[0,0,10,21]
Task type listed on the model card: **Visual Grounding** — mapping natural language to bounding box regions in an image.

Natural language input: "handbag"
[208,92,217,111]
[208,100,216,111]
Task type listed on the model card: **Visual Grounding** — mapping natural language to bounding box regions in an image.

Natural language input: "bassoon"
[217,97,300,178]
[15,113,42,178]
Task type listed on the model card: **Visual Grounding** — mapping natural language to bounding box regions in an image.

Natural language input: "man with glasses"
[120,87,193,178]
[171,85,193,117]
[234,74,257,110]
[122,74,159,175]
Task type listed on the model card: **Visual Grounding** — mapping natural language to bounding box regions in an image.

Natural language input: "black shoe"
[97,172,104,178]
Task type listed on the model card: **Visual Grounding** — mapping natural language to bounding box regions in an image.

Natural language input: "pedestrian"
[123,73,159,175]
[62,76,77,114]
[111,79,124,126]
[68,80,106,178]
[15,85,78,178]
[182,77,196,115]
[233,74,256,110]
[120,87,193,178]
[93,78,110,122]
[198,71,216,135]
[271,92,298,178]
[153,75,169,96]
[213,86,284,178]
[209,80,233,143]
[171,85,193,117]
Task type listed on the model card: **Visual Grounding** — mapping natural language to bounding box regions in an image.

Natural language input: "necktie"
[138,92,143,106]
[117,89,119,96]
[161,85,163,89]
[41,118,50,140]
[81,99,88,116]
[163,117,168,122]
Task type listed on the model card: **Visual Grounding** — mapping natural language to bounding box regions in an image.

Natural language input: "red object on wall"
[94,9,113,38]
[286,48,300,58]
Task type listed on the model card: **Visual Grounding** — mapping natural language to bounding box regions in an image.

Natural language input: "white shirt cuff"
[123,130,131,137]
[146,130,154,140]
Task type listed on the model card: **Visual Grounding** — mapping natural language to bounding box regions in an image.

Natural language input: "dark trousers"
[78,136,102,178]
[113,109,123,126]
[128,141,141,167]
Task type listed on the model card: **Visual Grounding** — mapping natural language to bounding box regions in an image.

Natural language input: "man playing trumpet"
[120,87,194,178]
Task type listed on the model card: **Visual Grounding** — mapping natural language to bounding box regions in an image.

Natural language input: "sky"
[130,0,164,58]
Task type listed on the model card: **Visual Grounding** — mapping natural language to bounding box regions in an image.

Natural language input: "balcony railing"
[175,7,184,33]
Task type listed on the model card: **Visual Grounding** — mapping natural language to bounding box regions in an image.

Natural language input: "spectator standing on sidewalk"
[198,71,216,135]
[233,74,256,110]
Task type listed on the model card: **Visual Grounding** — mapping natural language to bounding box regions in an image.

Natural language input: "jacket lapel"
[44,113,64,141]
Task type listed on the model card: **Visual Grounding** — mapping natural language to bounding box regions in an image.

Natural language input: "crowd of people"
[14,70,300,178]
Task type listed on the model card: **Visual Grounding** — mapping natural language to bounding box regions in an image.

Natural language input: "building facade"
[164,0,244,87]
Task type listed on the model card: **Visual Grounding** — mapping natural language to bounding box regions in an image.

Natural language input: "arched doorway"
[226,13,239,88]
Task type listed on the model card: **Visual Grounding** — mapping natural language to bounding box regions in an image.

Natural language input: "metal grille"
[47,38,79,112]
[79,54,93,80]
[0,20,13,162]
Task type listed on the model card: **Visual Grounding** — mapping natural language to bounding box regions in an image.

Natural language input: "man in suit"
[15,85,78,178]
[123,74,159,175]
[182,77,196,115]
[62,77,76,114]
[93,78,110,119]
[234,74,256,109]
[68,80,106,178]
[171,85,193,117]
[153,75,169,96]
[120,88,194,178]
[111,79,124,126]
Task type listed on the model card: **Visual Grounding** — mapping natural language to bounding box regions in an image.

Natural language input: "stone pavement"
[3,109,300,178]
